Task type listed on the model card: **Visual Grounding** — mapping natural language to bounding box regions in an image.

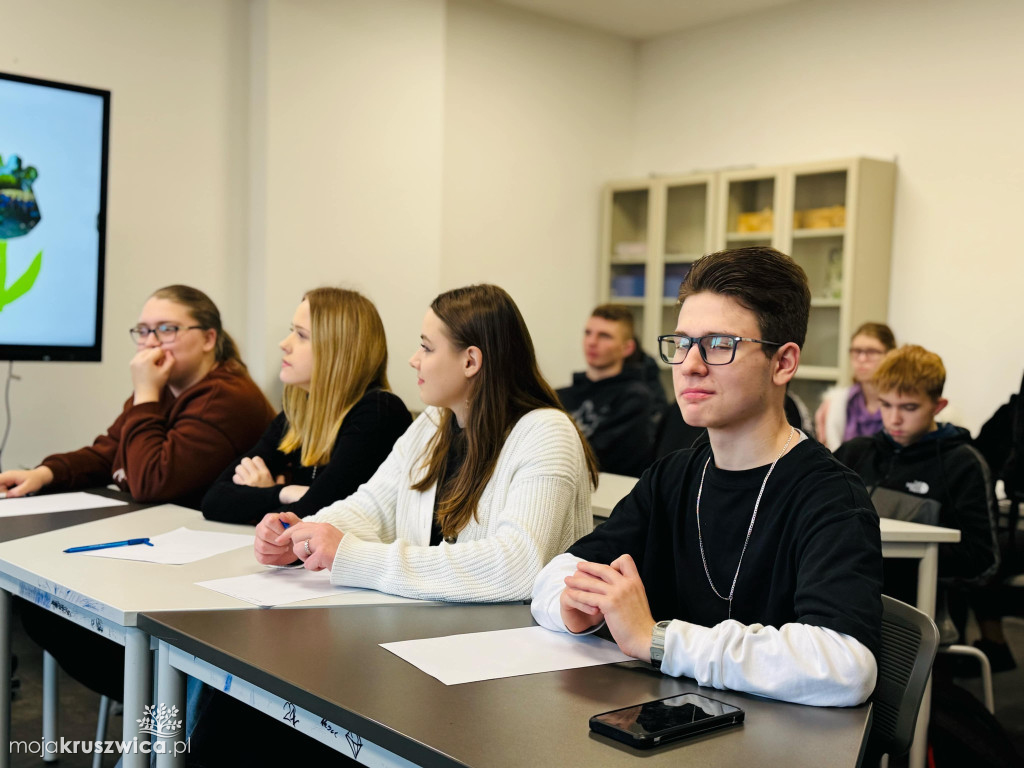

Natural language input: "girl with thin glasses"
[815,322,896,450]
[0,284,273,506]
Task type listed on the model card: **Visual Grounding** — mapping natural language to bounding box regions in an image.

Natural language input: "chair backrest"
[867,595,940,760]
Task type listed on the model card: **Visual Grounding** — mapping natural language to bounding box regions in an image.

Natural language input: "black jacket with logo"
[835,424,999,584]
[557,367,655,477]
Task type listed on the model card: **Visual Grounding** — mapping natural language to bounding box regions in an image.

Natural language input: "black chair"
[869,486,997,711]
[864,595,940,763]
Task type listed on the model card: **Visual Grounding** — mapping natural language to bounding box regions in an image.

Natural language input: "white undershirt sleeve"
[531,555,876,707]
[531,552,603,634]
[662,618,877,707]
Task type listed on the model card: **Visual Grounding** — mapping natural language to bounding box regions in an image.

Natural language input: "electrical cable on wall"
[0,361,17,473]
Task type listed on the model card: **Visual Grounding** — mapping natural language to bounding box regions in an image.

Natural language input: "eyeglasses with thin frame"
[849,347,885,359]
[657,334,783,366]
[129,324,204,344]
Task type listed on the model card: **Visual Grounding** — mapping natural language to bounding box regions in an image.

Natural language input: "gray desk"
[0,489,147,766]
[0,504,427,768]
[141,604,872,768]
[0,488,146,544]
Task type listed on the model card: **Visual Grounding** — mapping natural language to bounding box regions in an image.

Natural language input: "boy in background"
[836,345,999,612]
[558,304,655,476]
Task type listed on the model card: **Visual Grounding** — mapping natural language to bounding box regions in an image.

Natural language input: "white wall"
[251,0,446,406]
[441,1,636,389]
[9,0,1014,476]
[633,0,1024,431]
[0,0,250,471]
[0,0,632,474]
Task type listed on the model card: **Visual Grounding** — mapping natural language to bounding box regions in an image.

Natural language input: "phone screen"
[590,693,743,747]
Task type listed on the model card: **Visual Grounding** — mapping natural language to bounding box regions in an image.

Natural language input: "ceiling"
[486,0,806,41]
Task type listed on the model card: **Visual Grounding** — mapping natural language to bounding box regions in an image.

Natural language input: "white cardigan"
[306,407,593,602]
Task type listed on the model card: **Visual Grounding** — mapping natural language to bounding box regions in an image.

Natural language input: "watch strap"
[650,619,671,669]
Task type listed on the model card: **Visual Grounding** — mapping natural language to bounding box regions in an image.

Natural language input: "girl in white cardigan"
[254,284,599,602]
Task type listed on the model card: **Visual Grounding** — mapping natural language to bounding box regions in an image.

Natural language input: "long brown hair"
[279,288,390,467]
[150,284,244,366]
[412,284,598,539]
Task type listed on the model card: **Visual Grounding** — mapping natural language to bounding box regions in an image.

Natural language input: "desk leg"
[0,588,11,768]
[42,651,59,762]
[122,628,152,768]
[908,544,939,768]
[155,641,186,768]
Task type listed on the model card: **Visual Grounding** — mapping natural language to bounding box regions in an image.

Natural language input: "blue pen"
[281,521,291,530]
[64,538,153,554]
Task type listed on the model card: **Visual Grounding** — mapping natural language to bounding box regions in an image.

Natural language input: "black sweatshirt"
[201,389,411,524]
[570,437,883,658]
[557,367,655,477]
[835,424,999,584]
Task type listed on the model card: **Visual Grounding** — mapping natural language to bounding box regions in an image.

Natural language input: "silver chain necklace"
[696,426,796,619]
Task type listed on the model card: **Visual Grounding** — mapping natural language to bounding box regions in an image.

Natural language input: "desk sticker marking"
[282,701,299,728]
[345,731,363,759]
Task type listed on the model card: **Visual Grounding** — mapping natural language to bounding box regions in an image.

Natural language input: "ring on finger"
[304,539,312,557]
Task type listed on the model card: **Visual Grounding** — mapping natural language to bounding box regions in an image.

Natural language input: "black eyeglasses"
[657,334,783,366]
[129,324,203,344]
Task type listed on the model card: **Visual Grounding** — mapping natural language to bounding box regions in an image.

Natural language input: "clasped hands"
[560,553,656,663]
[232,456,309,504]
[254,511,344,572]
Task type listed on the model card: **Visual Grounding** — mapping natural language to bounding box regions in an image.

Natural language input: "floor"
[8,611,1024,767]
[10,602,123,768]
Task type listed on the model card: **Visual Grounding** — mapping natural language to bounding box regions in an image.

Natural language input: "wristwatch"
[650,620,672,669]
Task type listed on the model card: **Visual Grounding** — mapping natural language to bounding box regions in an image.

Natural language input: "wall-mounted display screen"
[0,70,110,361]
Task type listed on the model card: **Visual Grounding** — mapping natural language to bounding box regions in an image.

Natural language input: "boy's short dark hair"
[678,246,811,355]
[872,344,946,401]
[591,303,635,338]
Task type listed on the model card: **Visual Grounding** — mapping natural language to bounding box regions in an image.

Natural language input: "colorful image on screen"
[0,72,108,359]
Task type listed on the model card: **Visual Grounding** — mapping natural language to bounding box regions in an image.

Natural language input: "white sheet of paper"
[74,527,254,564]
[380,625,632,685]
[196,568,358,606]
[0,492,128,517]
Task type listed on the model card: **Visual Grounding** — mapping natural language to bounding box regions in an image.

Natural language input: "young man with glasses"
[532,247,883,706]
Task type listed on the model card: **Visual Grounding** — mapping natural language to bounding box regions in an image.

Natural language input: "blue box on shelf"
[611,273,645,298]
[663,264,692,298]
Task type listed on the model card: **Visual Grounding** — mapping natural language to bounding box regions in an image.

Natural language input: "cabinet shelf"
[602,159,895,417]
[793,227,845,239]
[725,231,773,241]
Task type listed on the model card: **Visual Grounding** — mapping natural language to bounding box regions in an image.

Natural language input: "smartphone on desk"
[589,692,744,749]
